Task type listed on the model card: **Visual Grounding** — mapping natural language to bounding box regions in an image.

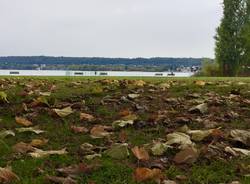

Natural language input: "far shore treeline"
[0,56,202,72]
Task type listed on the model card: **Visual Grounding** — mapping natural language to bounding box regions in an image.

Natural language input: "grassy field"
[0,77,250,184]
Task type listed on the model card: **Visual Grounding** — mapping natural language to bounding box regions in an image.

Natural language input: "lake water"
[0,70,194,77]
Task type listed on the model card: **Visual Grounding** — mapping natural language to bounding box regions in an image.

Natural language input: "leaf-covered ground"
[0,77,250,184]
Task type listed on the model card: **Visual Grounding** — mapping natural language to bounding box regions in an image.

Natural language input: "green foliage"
[196,58,220,76]
[215,0,250,76]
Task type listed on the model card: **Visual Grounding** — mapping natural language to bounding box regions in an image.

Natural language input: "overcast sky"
[0,0,223,58]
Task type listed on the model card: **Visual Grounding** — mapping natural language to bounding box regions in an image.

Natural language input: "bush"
[196,59,220,76]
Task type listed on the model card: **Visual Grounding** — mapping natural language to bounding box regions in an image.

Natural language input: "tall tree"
[215,0,249,76]
[241,0,250,67]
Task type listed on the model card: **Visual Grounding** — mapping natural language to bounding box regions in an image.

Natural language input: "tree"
[241,0,250,67]
[215,0,249,76]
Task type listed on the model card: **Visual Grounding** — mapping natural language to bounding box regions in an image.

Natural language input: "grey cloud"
[0,0,223,58]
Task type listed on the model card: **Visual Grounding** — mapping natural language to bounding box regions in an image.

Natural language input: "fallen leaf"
[121,114,138,121]
[151,142,170,156]
[173,147,199,164]
[105,143,129,159]
[71,125,88,134]
[0,167,19,183]
[84,154,102,160]
[80,113,95,122]
[31,96,50,107]
[57,163,99,176]
[39,92,51,96]
[0,130,15,138]
[80,143,96,155]
[118,109,131,117]
[187,129,214,141]
[54,107,73,118]
[0,91,9,103]
[195,80,206,86]
[29,148,68,158]
[128,94,140,100]
[15,117,33,127]
[189,103,208,114]
[90,125,111,139]
[131,146,150,161]
[30,139,48,147]
[45,176,77,184]
[119,130,127,143]
[166,132,193,149]
[112,119,134,129]
[133,80,146,87]
[159,83,171,90]
[162,180,177,184]
[16,126,45,134]
[225,147,250,156]
[230,129,250,146]
[133,167,162,182]
[12,142,36,154]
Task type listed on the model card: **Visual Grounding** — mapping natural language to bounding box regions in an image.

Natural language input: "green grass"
[0,77,250,184]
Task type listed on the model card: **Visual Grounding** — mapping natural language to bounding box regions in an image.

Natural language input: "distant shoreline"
[0,70,194,77]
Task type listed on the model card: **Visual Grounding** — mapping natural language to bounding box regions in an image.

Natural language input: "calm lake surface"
[0,70,194,77]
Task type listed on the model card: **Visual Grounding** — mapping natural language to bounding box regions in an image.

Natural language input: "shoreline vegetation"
[0,56,201,72]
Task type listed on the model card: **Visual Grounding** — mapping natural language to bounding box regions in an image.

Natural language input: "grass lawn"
[0,77,250,184]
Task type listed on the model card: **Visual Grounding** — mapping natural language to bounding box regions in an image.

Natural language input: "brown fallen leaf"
[45,175,77,184]
[0,167,19,183]
[54,107,73,118]
[173,147,199,164]
[30,139,49,147]
[29,148,68,158]
[80,113,95,122]
[118,109,131,117]
[133,167,162,182]
[15,117,33,127]
[119,130,127,143]
[70,125,88,134]
[12,142,36,154]
[90,125,112,139]
[131,146,150,161]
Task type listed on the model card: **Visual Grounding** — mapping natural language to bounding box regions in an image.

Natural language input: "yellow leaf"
[54,107,73,118]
